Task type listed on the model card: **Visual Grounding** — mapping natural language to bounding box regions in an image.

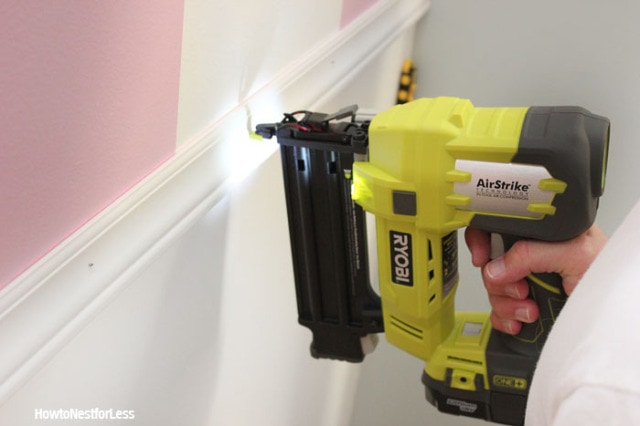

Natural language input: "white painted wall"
[350,1,640,425]
[175,0,344,146]
[0,157,359,426]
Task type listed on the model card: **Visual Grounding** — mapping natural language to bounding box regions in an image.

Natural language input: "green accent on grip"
[527,273,561,295]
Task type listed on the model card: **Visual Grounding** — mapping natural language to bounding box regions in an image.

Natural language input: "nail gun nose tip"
[361,334,379,355]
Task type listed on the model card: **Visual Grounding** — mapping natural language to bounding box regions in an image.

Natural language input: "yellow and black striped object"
[396,59,417,104]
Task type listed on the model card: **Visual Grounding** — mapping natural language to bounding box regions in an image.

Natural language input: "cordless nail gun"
[255,97,610,425]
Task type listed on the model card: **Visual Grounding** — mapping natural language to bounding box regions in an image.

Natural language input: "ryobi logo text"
[390,231,413,286]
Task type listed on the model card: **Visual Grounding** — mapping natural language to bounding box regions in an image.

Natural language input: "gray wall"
[351,1,640,425]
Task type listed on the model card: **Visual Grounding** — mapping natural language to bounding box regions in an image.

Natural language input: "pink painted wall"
[340,0,379,28]
[0,2,185,287]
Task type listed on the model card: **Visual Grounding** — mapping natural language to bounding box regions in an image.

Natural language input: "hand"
[464,225,607,335]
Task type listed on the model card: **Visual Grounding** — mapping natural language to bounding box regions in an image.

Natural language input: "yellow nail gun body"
[255,97,610,425]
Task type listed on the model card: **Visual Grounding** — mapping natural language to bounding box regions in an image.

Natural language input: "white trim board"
[0,0,430,404]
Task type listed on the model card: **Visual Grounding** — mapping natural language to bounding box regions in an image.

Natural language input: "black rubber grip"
[497,235,567,356]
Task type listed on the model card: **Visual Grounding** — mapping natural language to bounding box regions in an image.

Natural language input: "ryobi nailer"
[255,97,610,425]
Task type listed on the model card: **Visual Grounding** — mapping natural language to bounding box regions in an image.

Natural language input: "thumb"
[483,225,606,296]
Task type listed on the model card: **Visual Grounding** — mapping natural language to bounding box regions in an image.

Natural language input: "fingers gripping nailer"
[255,97,610,425]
